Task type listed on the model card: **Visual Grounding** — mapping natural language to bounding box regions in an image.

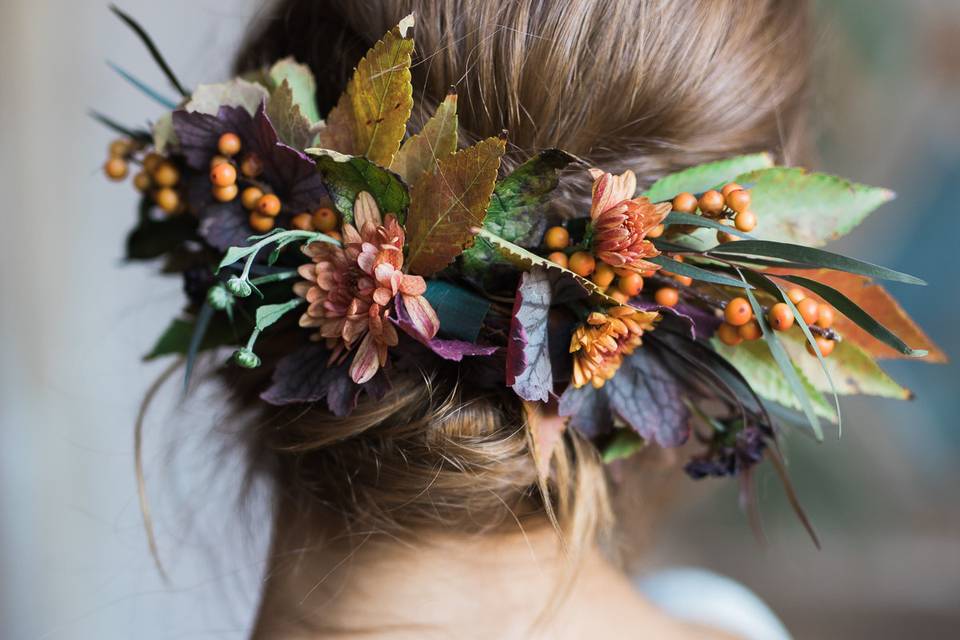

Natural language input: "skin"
[250,503,737,640]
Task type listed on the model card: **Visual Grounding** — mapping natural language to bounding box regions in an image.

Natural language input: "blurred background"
[1,1,957,638]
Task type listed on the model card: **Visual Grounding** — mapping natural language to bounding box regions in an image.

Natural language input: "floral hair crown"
[100,9,943,530]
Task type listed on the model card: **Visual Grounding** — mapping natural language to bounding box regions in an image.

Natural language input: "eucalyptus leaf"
[644,153,774,203]
[422,280,490,343]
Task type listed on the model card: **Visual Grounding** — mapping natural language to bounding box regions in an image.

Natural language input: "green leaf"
[267,57,321,123]
[423,280,490,343]
[144,313,237,360]
[732,167,894,246]
[184,78,269,116]
[779,274,929,358]
[662,211,753,239]
[126,200,198,260]
[405,137,505,277]
[648,255,754,289]
[217,245,260,273]
[255,299,305,332]
[390,93,458,183]
[643,153,774,203]
[713,339,836,422]
[740,272,823,440]
[312,152,410,224]
[316,15,414,166]
[462,149,578,276]
[709,240,926,285]
[602,428,646,464]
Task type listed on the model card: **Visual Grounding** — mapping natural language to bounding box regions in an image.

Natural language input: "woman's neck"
[250,505,724,640]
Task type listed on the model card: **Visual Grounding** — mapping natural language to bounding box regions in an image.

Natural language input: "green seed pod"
[226,276,252,298]
[206,284,231,310]
[233,348,261,369]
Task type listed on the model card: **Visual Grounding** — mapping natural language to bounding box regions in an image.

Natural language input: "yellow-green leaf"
[316,15,415,167]
[405,137,505,276]
[390,94,458,183]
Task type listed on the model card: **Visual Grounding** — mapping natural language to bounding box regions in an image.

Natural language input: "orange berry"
[569,251,596,277]
[240,153,263,178]
[325,230,343,243]
[738,320,762,341]
[787,288,806,304]
[312,207,338,232]
[212,183,238,202]
[548,251,569,268]
[672,192,698,213]
[153,161,180,187]
[210,162,237,187]
[142,153,163,174]
[726,189,751,214]
[209,155,230,168]
[257,193,282,217]
[610,290,630,304]
[797,298,820,325]
[544,226,570,250]
[248,212,275,233]
[816,305,835,329]
[108,138,131,157]
[104,157,128,180]
[154,187,179,213]
[698,189,725,216]
[240,186,263,210]
[217,132,242,157]
[721,182,742,197]
[132,171,151,192]
[807,337,836,357]
[591,262,616,288]
[291,212,314,231]
[734,210,757,232]
[724,297,753,326]
[674,275,693,287]
[717,322,743,346]
[647,224,665,239]
[618,272,644,297]
[654,287,679,307]
[768,303,795,331]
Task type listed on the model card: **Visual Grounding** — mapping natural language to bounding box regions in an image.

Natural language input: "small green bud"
[206,285,231,310]
[232,348,261,369]
[226,276,252,298]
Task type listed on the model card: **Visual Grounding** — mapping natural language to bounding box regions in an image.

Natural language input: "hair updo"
[230,0,810,548]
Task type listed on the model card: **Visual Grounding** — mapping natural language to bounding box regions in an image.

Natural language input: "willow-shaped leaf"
[732,167,894,246]
[317,15,415,166]
[644,153,774,203]
[662,211,753,239]
[648,255,753,289]
[405,137,505,276]
[390,94,458,183]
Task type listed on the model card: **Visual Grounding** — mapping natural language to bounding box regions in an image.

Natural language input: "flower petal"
[401,294,440,340]
[354,191,382,230]
[349,333,380,384]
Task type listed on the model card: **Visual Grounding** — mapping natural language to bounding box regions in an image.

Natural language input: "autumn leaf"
[506,268,553,403]
[404,137,506,276]
[316,15,415,167]
[390,94,458,183]
[768,268,945,362]
[267,57,321,123]
[266,78,320,149]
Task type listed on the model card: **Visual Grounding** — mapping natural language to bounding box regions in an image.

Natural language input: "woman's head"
[233,0,810,547]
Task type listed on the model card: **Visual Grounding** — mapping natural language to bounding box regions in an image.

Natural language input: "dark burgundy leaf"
[558,384,613,439]
[199,203,254,250]
[505,268,553,402]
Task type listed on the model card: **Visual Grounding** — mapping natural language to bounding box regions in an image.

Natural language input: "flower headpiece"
[100,9,944,531]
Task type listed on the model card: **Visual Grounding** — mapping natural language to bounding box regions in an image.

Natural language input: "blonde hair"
[233,0,810,558]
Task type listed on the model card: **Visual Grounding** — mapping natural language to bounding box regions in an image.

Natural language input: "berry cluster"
[716,288,837,356]
[103,138,186,215]
[672,182,756,243]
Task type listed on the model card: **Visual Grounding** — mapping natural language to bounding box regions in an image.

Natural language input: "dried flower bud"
[226,276,252,298]
[206,284,231,310]
[232,348,261,369]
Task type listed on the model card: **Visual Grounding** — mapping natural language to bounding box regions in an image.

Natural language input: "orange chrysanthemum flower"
[295,192,439,383]
[589,168,671,272]
[570,305,659,389]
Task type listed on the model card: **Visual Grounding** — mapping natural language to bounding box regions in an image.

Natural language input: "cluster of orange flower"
[103,137,186,215]
[569,306,659,388]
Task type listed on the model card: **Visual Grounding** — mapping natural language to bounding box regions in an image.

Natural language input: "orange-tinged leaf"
[770,268,946,362]
[390,94,458,183]
[316,16,414,166]
[405,137,506,276]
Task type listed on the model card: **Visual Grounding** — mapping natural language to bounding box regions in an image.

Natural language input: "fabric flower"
[295,192,438,383]
[589,168,670,272]
[569,305,658,389]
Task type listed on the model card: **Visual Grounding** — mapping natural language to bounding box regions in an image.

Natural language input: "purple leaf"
[635,300,721,340]
[603,348,691,448]
[393,295,499,361]
[506,268,553,402]
[173,105,255,170]
[199,202,253,250]
[558,384,613,439]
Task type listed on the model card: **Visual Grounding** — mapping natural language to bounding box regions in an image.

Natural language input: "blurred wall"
[1,1,958,639]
